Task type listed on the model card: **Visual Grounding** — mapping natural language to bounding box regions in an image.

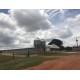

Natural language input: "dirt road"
[24,54,80,70]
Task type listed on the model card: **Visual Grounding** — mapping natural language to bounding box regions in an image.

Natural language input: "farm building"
[46,44,59,51]
[0,39,60,54]
[72,46,80,51]
[2,48,40,54]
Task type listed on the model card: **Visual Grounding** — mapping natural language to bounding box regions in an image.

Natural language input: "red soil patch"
[24,54,80,70]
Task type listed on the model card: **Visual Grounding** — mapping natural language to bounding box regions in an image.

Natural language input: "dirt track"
[24,54,80,70]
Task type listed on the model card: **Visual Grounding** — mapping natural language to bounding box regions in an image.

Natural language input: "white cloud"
[9,9,51,32]
[65,14,80,27]
[56,25,73,38]
[0,9,53,49]
[1,9,80,49]
[0,13,16,30]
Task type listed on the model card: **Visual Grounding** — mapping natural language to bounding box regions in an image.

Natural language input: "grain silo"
[41,39,46,48]
[34,38,46,53]
[34,38,41,49]
[34,38,46,49]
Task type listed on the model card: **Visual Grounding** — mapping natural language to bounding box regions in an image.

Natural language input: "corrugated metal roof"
[47,44,59,48]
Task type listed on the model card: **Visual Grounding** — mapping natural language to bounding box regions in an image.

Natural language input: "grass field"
[0,54,57,70]
[45,52,74,56]
[0,52,74,70]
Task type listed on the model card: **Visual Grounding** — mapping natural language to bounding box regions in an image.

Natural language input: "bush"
[65,47,72,51]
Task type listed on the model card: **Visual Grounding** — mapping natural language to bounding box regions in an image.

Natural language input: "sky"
[0,9,80,50]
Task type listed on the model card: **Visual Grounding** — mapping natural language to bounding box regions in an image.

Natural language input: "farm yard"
[0,51,80,70]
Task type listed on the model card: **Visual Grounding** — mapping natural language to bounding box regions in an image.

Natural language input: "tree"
[0,51,2,53]
[65,46,72,51]
[48,39,63,48]
[60,46,64,50]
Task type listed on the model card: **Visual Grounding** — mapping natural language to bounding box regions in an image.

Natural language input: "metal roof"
[47,44,59,48]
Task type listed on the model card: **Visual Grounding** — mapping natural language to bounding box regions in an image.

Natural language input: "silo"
[34,38,41,49]
[41,39,46,54]
[34,38,46,53]
[41,39,46,48]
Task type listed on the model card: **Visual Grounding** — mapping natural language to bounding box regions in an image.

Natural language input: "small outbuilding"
[46,44,59,52]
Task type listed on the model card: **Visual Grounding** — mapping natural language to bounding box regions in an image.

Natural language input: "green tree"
[48,39,63,48]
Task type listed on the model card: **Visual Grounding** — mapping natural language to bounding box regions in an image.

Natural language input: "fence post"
[28,51,30,58]
[26,53,27,58]
[44,49,45,55]
[13,51,14,59]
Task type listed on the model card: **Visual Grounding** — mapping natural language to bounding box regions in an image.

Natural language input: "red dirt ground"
[24,54,80,70]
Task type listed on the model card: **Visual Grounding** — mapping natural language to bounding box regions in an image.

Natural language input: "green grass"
[0,55,56,70]
[45,52,73,56]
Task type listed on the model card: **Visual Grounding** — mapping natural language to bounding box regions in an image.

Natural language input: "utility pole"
[76,38,78,47]
[75,37,80,47]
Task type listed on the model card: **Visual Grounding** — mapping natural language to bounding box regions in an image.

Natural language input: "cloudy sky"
[0,9,80,50]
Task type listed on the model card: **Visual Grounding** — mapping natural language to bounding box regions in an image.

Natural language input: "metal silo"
[41,39,46,48]
[34,38,46,53]
[34,38,41,49]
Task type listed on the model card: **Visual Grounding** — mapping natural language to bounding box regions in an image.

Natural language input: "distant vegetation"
[0,51,2,53]
[64,46,72,51]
